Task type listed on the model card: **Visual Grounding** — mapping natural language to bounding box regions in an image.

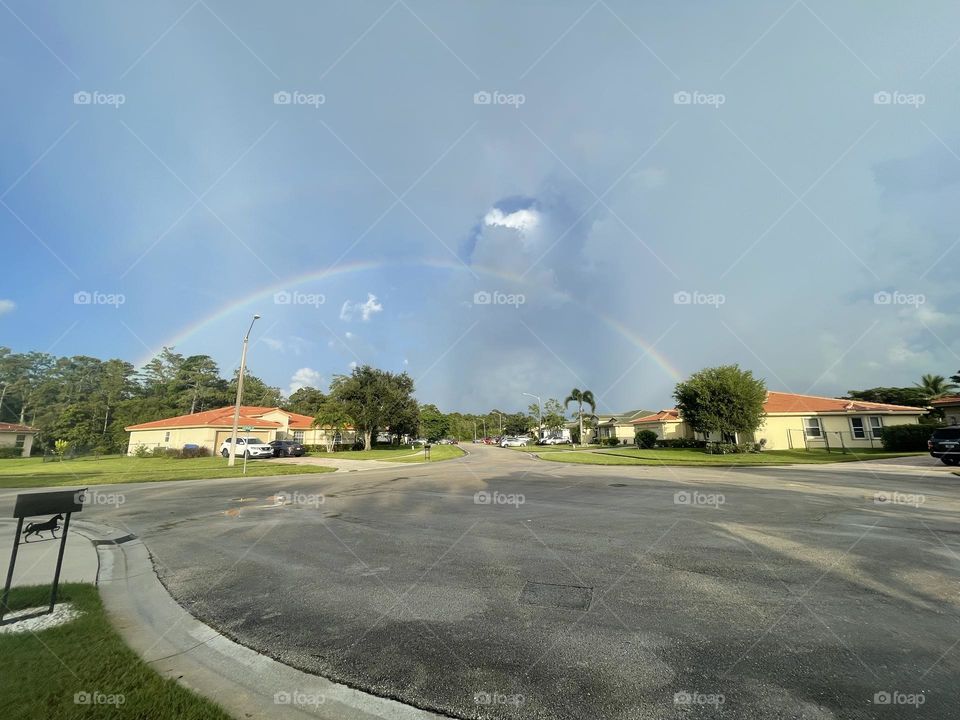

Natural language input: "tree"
[914,374,958,402]
[542,398,567,433]
[286,387,326,417]
[228,368,282,407]
[564,388,596,446]
[313,396,351,452]
[329,365,418,449]
[846,387,928,407]
[951,369,960,386]
[419,404,449,441]
[673,365,767,443]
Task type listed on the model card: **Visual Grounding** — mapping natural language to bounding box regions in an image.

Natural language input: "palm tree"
[564,388,596,445]
[914,374,959,401]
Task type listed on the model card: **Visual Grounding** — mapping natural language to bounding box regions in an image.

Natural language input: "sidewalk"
[0,519,99,587]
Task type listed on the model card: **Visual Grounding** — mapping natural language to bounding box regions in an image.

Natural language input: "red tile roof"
[930,395,960,407]
[125,406,285,431]
[0,422,38,433]
[632,391,924,424]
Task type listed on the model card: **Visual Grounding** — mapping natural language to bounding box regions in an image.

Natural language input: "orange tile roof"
[930,395,960,406]
[631,391,924,424]
[125,406,284,431]
[0,422,38,433]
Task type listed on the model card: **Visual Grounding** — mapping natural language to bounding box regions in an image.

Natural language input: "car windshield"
[933,428,960,440]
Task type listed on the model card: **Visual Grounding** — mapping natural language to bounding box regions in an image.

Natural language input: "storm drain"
[519,581,593,611]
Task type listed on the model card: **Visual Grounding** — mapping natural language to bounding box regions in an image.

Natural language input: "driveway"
[4,445,957,719]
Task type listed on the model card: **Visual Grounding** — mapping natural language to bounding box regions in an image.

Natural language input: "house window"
[293,430,304,443]
[850,418,866,439]
[869,416,883,439]
[14,434,25,449]
[164,431,170,442]
[803,418,822,438]
[333,432,343,444]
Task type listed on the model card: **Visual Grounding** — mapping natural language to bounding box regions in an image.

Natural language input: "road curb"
[81,520,450,720]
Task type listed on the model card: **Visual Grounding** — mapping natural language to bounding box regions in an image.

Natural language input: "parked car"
[268,440,306,457]
[500,436,531,447]
[929,426,960,465]
[538,435,571,445]
[218,437,274,459]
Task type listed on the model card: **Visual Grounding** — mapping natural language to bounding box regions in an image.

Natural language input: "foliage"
[419,404,449,440]
[655,438,707,448]
[635,430,658,449]
[313,396,352,452]
[914,374,959,402]
[674,365,767,439]
[328,365,418,450]
[285,386,326,416]
[605,437,622,446]
[565,388,596,443]
[53,439,69,461]
[0,448,22,459]
[845,386,928,407]
[880,424,934,451]
[542,398,567,432]
[706,442,756,454]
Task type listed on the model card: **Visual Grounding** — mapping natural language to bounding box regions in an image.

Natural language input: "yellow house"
[632,391,925,450]
[0,422,38,457]
[931,395,960,426]
[572,409,655,445]
[125,406,356,455]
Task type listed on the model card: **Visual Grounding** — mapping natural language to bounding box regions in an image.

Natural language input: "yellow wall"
[937,402,960,426]
[632,421,689,440]
[0,431,35,457]
[753,413,919,450]
[127,427,273,454]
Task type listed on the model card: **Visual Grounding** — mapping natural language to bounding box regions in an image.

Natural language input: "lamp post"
[228,314,261,467]
[494,411,503,435]
[522,392,542,441]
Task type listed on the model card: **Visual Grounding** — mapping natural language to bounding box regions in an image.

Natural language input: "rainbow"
[138,258,684,381]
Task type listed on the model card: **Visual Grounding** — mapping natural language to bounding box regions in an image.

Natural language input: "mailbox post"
[424,443,431,461]
[1,489,85,623]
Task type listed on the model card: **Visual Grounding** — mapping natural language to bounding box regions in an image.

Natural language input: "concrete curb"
[79,520,450,720]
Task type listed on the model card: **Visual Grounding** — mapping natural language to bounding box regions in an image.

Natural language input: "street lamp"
[522,392,542,440]
[228,314,261,467]
[494,411,503,435]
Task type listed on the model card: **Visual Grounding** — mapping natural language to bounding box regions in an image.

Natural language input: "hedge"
[880,424,933,451]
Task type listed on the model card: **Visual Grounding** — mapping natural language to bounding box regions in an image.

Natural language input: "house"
[631,391,925,450]
[0,422,38,457]
[125,406,356,455]
[931,395,960,425]
[573,409,655,445]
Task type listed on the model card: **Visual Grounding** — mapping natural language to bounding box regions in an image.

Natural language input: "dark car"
[268,440,306,457]
[928,426,960,465]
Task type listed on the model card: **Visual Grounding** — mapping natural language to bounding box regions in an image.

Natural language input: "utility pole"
[228,314,260,467]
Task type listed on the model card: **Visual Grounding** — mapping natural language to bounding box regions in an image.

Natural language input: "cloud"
[262,337,285,352]
[484,207,541,234]
[348,360,358,370]
[0,300,14,316]
[288,367,323,395]
[340,294,383,322]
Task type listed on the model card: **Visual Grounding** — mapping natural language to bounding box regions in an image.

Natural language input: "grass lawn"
[0,455,335,489]
[508,444,600,453]
[395,445,465,463]
[0,584,229,719]
[537,447,925,466]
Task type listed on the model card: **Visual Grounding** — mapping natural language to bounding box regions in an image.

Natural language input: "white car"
[219,437,274,459]
[539,436,570,445]
[500,436,531,447]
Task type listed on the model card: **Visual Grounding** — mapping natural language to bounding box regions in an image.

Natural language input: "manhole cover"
[519,581,593,611]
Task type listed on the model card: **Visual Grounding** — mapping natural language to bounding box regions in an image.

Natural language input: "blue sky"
[2,1,959,414]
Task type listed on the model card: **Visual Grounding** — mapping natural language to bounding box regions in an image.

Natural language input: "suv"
[928,426,960,465]
[219,437,274,459]
[268,440,306,457]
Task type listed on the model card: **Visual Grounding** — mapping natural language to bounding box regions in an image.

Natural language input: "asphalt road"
[3,446,958,719]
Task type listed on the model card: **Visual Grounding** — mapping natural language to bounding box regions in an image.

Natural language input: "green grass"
[536,447,925,466]
[307,445,465,462]
[394,445,465,463]
[507,444,600,453]
[0,456,335,489]
[0,584,230,719]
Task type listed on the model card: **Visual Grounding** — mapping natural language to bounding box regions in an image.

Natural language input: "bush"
[655,438,707,449]
[133,445,151,458]
[880,424,933,451]
[604,437,622,447]
[0,447,23,459]
[635,430,658,449]
[706,442,739,454]
[179,446,211,458]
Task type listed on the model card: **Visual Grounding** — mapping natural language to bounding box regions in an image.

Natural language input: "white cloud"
[484,207,541,234]
[288,367,323,395]
[345,331,354,339]
[262,337,285,352]
[348,360,358,370]
[0,300,14,316]
[340,293,383,322]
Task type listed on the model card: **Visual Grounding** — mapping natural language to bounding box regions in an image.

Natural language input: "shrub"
[706,442,741,454]
[880,424,933,451]
[635,430,658,449]
[655,438,707,449]
[180,446,211,458]
[133,444,151,458]
[604,437,622,447]
[0,447,22,459]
